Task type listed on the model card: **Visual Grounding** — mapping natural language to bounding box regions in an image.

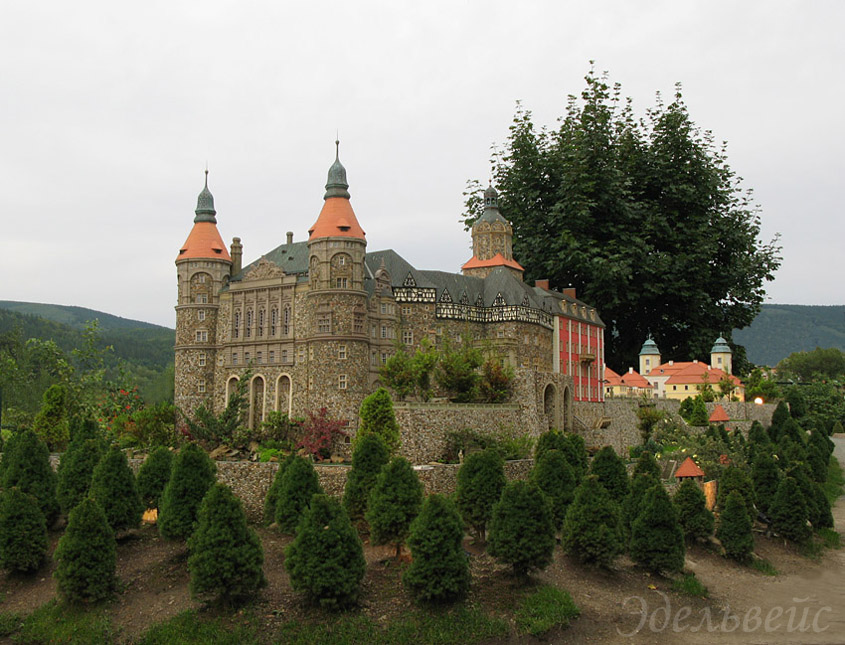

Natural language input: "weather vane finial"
[335,132,340,160]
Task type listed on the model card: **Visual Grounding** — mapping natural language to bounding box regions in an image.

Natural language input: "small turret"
[710,335,733,375]
[639,336,661,375]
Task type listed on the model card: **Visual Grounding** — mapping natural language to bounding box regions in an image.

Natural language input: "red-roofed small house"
[675,456,706,483]
[709,404,730,424]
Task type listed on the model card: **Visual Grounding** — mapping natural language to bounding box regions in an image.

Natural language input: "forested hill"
[733,304,845,367]
[0,300,163,332]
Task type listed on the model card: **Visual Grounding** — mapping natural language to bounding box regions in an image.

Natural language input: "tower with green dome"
[638,336,661,375]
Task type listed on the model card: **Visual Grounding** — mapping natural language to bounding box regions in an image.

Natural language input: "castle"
[174,145,606,436]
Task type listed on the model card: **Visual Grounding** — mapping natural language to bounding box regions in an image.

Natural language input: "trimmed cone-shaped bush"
[89,445,144,532]
[534,430,568,462]
[275,456,324,534]
[562,475,623,568]
[158,443,217,540]
[0,488,48,573]
[622,473,660,543]
[57,439,104,515]
[489,480,555,577]
[630,486,686,573]
[455,449,506,541]
[811,482,834,530]
[357,388,401,454]
[285,494,365,609]
[633,451,661,481]
[567,434,589,481]
[0,430,58,525]
[716,491,754,563]
[403,494,470,603]
[807,445,828,483]
[136,446,173,510]
[673,479,714,542]
[262,454,295,526]
[716,467,755,519]
[769,477,811,544]
[0,431,24,482]
[54,498,116,603]
[751,451,781,517]
[769,401,790,441]
[746,421,770,463]
[366,457,423,557]
[343,434,390,523]
[532,449,576,532]
[788,464,820,528]
[590,446,629,500]
[188,483,266,605]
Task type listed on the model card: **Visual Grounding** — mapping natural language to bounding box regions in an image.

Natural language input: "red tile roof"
[620,370,652,389]
[603,367,622,386]
[675,457,705,478]
[461,253,524,272]
[709,404,730,423]
[177,222,231,261]
[660,362,742,387]
[308,197,366,240]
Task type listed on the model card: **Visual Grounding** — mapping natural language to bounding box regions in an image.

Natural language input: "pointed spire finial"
[335,136,340,160]
[195,166,217,222]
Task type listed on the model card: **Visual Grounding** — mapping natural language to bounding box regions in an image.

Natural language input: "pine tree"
[531,449,576,532]
[262,454,295,526]
[807,444,828,483]
[188,483,265,605]
[342,434,390,523]
[768,401,790,442]
[716,491,754,563]
[158,443,217,540]
[561,475,623,568]
[746,421,770,463]
[751,452,781,517]
[285,494,365,609]
[687,396,709,427]
[567,433,589,481]
[54,498,116,603]
[673,479,714,542]
[809,427,835,458]
[534,429,568,462]
[366,457,423,558]
[32,384,70,451]
[489,480,556,577]
[633,451,661,481]
[589,445,629,499]
[356,388,401,454]
[403,494,470,603]
[831,420,844,437]
[769,477,811,543]
[57,439,104,515]
[630,486,686,573]
[810,482,834,530]
[89,445,144,532]
[0,488,48,573]
[787,464,819,530]
[622,473,660,543]
[0,430,59,525]
[136,446,174,510]
[716,467,755,519]
[455,449,506,541]
[274,456,324,534]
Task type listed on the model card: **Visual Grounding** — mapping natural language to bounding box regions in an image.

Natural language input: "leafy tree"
[57,438,104,515]
[478,359,514,403]
[379,346,416,401]
[275,456,324,534]
[435,337,483,402]
[716,467,755,519]
[633,451,661,481]
[88,445,144,532]
[285,494,365,609]
[54,498,116,603]
[777,347,845,382]
[590,445,629,499]
[455,449,506,541]
[366,457,423,558]
[785,387,808,419]
[262,454,295,526]
[0,488,48,573]
[636,404,663,445]
[403,494,470,603]
[801,381,845,435]
[357,388,400,454]
[716,491,754,563]
[0,430,59,525]
[297,408,348,460]
[158,443,217,540]
[673,480,714,542]
[744,368,781,402]
[630,486,685,573]
[188,483,265,605]
[136,446,174,510]
[532,449,576,532]
[489,480,556,577]
[622,473,660,543]
[343,434,390,523]
[678,397,695,423]
[769,477,811,544]
[561,475,623,567]
[32,384,70,450]
[751,452,781,517]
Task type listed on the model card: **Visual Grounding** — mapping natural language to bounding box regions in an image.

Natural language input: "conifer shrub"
[831,420,844,437]
[567,434,589,480]
[531,449,576,532]
[630,485,685,573]
[769,477,811,543]
[136,446,174,510]
[403,494,470,603]
[768,401,790,441]
[366,457,423,558]
[0,430,59,525]
[633,451,661,481]
[158,443,217,540]
[534,429,567,462]
[57,439,104,515]
[809,427,835,457]
[751,452,781,517]
[285,494,365,609]
[780,418,807,446]
[561,475,623,568]
[455,449,506,541]
[342,434,390,523]
[716,491,754,563]
[262,453,295,526]
[622,473,660,543]
[0,431,23,482]
[746,421,770,463]
[54,498,116,603]
[356,388,401,454]
[0,488,48,573]
[489,480,556,577]
[787,464,819,528]
[673,479,714,542]
[67,416,104,447]
[89,445,144,532]
[32,384,70,451]
[589,446,629,499]
[716,467,755,519]
[811,482,834,530]
[187,483,265,605]
[275,456,324,534]
[807,445,829,483]
[687,396,709,427]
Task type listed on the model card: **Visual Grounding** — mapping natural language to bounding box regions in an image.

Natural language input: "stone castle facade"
[174,145,605,436]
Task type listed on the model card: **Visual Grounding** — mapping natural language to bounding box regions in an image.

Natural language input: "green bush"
[716,467,755,519]
[673,479,714,542]
[0,430,59,525]
[811,482,834,530]
[769,401,790,441]
[366,457,423,558]
[515,585,580,636]
[403,494,470,603]
[687,396,709,427]
[769,477,811,544]
[0,488,47,573]
[622,473,660,544]
[89,445,144,532]
[751,451,781,516]
[630,485,685,573]
[561,475,623,568]
[262,454,295,526]
[285,494,365,609]
[633,451,661,481]
[57,439,104,515]
[343,434,390,523]
[32,384,70,451]
[54,498,116,603]
[455,449,506,541]
[357,388,401,454]
[532,449,576,532]
[716,491,754,563]
[672,573,709,598]
[125,402,177,448]
[534,429,567,462]
[188,483,265,605]
[136,446,174,510]
[489,480,555,577]
[589,446,629,499]
[275,456,323,534]
[158,443,217,540]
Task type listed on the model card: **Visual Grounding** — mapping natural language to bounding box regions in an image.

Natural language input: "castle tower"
[461,183,524,280]
[710,335,733,375]
[639,336,661,375]
[175,171,232,420]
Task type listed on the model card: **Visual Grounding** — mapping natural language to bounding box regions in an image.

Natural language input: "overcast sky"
[1,1,842,329]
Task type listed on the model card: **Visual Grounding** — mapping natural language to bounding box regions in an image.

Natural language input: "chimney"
[534,279,550,290]
[230,237,243,275]
[563,287,577,299]
[669,360,674,366]
[286,231,294,245]
[628,367,634,374]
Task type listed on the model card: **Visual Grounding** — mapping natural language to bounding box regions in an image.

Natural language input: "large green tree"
[463,69,780,369]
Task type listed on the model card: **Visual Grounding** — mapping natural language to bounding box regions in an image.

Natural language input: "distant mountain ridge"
[0,300,169,332]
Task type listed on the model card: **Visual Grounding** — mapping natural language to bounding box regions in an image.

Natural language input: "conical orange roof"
[177,222,231,261]
[675,457,705,479]
[461,253,524,272]
[308,197,366,240]
[709,404,730,423]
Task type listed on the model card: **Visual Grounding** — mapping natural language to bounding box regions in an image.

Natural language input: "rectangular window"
[245,352,251,362]
[195,294,208,304]
[195,330,208,342]
[198,352,206,367]
[198,310,206,321]
[282,349,288,363]
[381,325,387,339]
[381,352,388,365]
[354,313,364,334]
[269,350,275,363]
[497,330,505,339]
[298,348,305,363]
[257,351,263,364]
[380,303,387,314]
[371,351,377,365]
[198,380,206,393]
[336,277,348,289]
[339,374,348,390]
[401,306,411,316]
[318,315,331,334]
[232,353,238,365]
[338,345,347,360]
[371,325,377,338]
[402,330,413,345]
